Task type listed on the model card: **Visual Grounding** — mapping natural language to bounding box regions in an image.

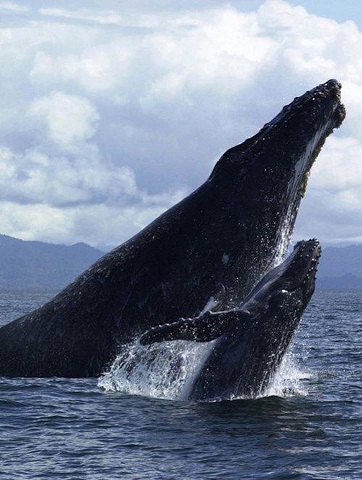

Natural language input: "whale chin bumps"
[0,80,344,387]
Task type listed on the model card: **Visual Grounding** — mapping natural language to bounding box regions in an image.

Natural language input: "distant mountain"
[0,234,104,290]
[0,234,362,291]
[317,245,362,290]
[317,273,362,290]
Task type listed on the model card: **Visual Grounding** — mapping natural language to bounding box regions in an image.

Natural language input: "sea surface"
[0,289,361,479]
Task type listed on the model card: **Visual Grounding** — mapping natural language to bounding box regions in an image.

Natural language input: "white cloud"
[0,143,144,206]
[307,137,362,191]
[38,7,163,29]
[0,192,187,249]
[0,0,362,247]
[31,45,132,93]
[29,92,99,147]
[0,1,28,13]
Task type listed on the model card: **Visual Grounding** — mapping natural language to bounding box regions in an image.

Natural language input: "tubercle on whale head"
[210,79,345,183]
[262,79,345,134]
[205,80,344,271]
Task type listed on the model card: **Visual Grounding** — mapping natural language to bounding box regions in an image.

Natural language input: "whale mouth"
[268,80,345,264]
[272,79,345,128]
[247,79,346,150]
[314,79,346,128]
[334,102,346,128]
[211,80,345,181]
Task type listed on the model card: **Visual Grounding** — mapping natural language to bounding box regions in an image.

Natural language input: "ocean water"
[0,289,361,479]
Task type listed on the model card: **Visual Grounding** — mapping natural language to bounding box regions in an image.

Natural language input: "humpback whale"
[140,239,321,401]
[0,79,344,378]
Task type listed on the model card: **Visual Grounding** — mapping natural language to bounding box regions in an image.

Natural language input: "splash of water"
[98,340,214,401]
[264,351,311,398]
[273,202,295,267]
[98,339,310,402]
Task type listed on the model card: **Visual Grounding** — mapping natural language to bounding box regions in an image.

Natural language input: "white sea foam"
[264,351,311,398]
[98,339,310,401]
[98,340,214,400]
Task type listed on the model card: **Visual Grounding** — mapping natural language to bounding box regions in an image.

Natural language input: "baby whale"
[141,239,321,401]
[0,80,344,378]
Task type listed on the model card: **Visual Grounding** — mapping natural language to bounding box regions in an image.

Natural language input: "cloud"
[0,0,362,247]
[31,46,132,93]
[0,1,28,13]
[308,137,362,191]
[0,187,187,249]
[0,145,142,206]
[294,136,362,243]
[29,92,99,147]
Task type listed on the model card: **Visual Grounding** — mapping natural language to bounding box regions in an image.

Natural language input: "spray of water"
[264,351,310,398]
[98,340,214,400]
[273,204,294,268]
[98,339,310,401]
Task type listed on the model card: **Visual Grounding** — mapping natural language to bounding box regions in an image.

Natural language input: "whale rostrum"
[0,80,345,379]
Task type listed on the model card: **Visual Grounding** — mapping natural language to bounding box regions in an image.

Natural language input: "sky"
[1,0,362,249]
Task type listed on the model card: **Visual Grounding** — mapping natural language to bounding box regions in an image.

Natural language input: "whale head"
[190,239,321,401]
[206,80,343,293]
[156,79,343,315]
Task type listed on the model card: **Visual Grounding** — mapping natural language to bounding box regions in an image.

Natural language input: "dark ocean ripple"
[0,290,361,479]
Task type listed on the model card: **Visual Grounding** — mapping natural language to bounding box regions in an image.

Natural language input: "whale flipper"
[140,310,252,344]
